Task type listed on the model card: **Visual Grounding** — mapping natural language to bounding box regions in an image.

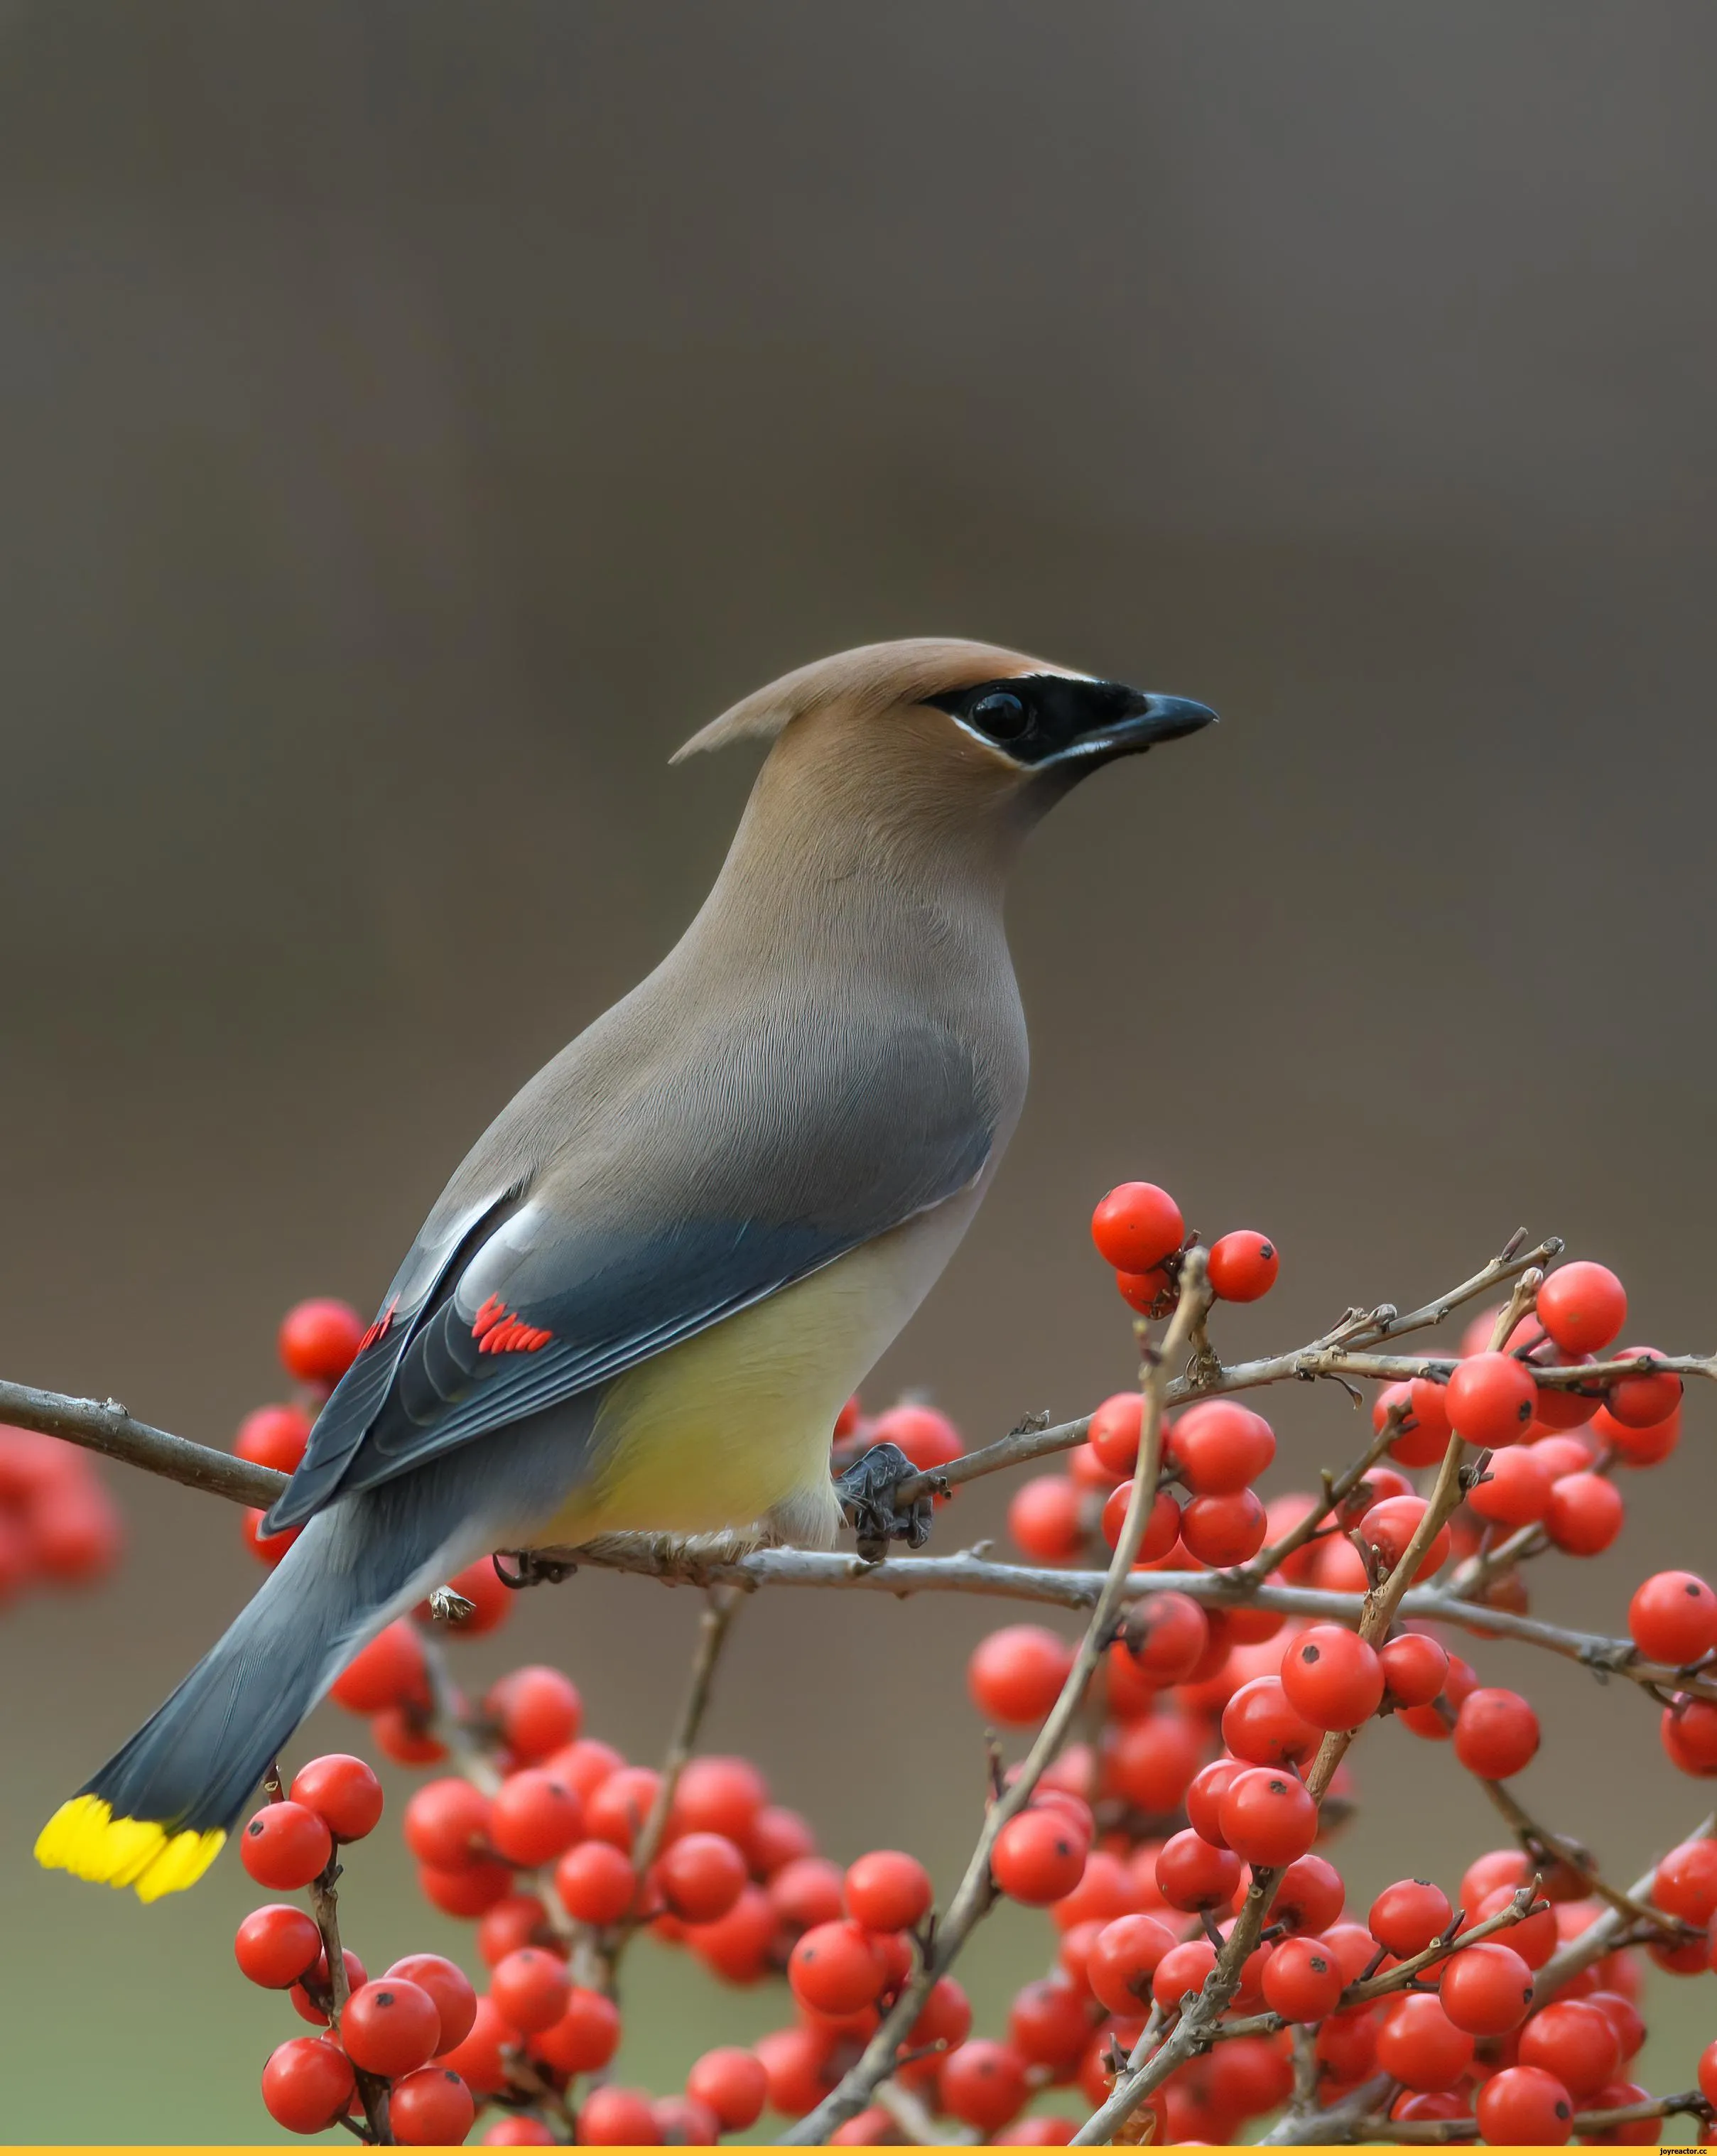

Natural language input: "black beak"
[1051,690,1219,766]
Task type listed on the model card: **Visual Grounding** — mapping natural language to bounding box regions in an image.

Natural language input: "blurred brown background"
[2,1,1716,2138]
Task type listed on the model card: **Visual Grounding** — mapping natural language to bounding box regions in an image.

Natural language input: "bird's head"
[675,639,1215,851]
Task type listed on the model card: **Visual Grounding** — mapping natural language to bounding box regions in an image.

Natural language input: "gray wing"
[265,1009,990,1532]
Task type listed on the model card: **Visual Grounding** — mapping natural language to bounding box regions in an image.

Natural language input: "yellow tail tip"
[35,1795,225,1901]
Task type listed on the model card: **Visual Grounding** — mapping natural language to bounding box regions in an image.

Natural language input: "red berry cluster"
[218,1210,1717,2145]
[0,1424,121,1603]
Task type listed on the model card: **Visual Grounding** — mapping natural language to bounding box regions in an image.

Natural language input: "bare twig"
[782,1252,1215,2146]
[1365,2088,1711,2143]
[0,1377,283,1507]
[1475,1773,1691,1938]
[1532,1813,1716,2001]
[309,1858,390,2144]
[610,1587,742,1971]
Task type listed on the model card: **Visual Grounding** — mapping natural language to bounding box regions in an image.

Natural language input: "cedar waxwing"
[38,638,1214,1900]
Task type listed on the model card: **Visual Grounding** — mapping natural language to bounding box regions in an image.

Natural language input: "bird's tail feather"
[36,1492,465,1902]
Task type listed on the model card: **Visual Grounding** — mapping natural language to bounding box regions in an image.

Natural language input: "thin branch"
[782,1252,1215,2146]
[1475,1773,1691,1939]
[0,1376,284,1508]
[609,1587,742,1972]
[1532,1813,1716,2002]
[1364,2089,1711,2143]
[310,1856,391,2144]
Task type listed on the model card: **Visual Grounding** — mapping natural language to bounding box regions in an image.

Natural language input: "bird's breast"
[533,1187,984,1548]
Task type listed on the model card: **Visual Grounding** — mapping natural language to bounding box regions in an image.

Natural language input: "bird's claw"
[834,1441,934,1563]
[493,1550,579,1591]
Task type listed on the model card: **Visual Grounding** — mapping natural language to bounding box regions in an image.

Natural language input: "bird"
[37,637,1215,1901]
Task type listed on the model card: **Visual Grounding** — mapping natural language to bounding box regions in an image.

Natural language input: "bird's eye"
[969,690,1029,741]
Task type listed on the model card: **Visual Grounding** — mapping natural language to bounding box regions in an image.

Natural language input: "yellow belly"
[534,1194,976,1549]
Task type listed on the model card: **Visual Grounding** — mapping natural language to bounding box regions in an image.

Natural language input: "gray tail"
[73,1495,459,1841]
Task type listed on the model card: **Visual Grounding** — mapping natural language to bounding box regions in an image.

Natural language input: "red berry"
[261,2035,355,2134]
[1085,1912,1174,2015]
[1262,1935,1343,2022]
[769,1853,845,1930]
[1123,1591,1210,1684]
[941,2039,1031,2132]
[1519,1998,1621,2100]
[1701,2039,1717,2109]
[843,1849,931,1933]
[1537,1262,1627,1355]
[658,1831,748,1922]
[342,1976,443,2076]
[789,1919,885,2015]
[417,1857,514,1917]
[1274,1853,1345,1936]
[385,1954,477,2056]
[1011,1475,1089,1562]
[1439,1941,1535,2034]
[240,1801,332,1890]
[1100,1481,1181,1559]
[1358,1494,1451,1582]
[1629,1571,1717,1665]
[870,1400,963,1478]
[992,1807,1090,1906]
[1662,1694,1717,1775]
[235,1404,313,1473]
[389,2066,475,2146]
[1089,1394,1143,1476]
[686,2048,769,2133]
[744,1800,815,1876]
[1375,1993,1474,2091]
[553,1838,637,1924]
[484,2118,556,2145]
[1446,1351,1538,1447]
[1368,1878,1452,1959]
[488,1767,583,1866]
[1152,1936,1218,2012]
[1594,1400,1681,1466]
[487,1665,583,1760]
[684,1882,774,1984]
[1221,1674,1321,1766]
[1008,1975,1093,2074]
[1179,1486,1267,1566]
[1173,1401,1277,1494]
[1544,1470,1624,1555]
[1604,1346,1682,1429]
[289,1946,366,2027]
[1453,1687,1540,1779]
[1281,1625,1385,1730]
[1091,1182,1184,1273]
[490,1946,571,2035]
[1652,1838,1717,1924]
[1047,1846,1137,1932]
[1103,1711,1201,1814]
[578,2086,662,2145]
[372,1707,446,1767]
[1475,2064,1574,2145]
[278,1297,367,1387]
[330,1620,428,1713]
[288,1754,384,1843]
[1405,1377,1456,1462]
[1218,1767,1317,1867]
[234,1904,322,1988]
[585,1765,661,1850]
[1469,1445,1554,1527]
[1380,1631,1450,1708]
[1184,1757,1242,1846]
[968,1625,1075,1724]
[1473,1883,1556,1966]
[531,1986,622,2074]
[1154,1829,1242,1913]
[1208,1230,1279,1303]
[403,1777,492,1870]
[668,1754,767,1843]
[437,1995,512,2098]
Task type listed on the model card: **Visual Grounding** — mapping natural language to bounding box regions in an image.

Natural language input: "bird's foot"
[835,1441,935,1564]
[492,1549,580,1591]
